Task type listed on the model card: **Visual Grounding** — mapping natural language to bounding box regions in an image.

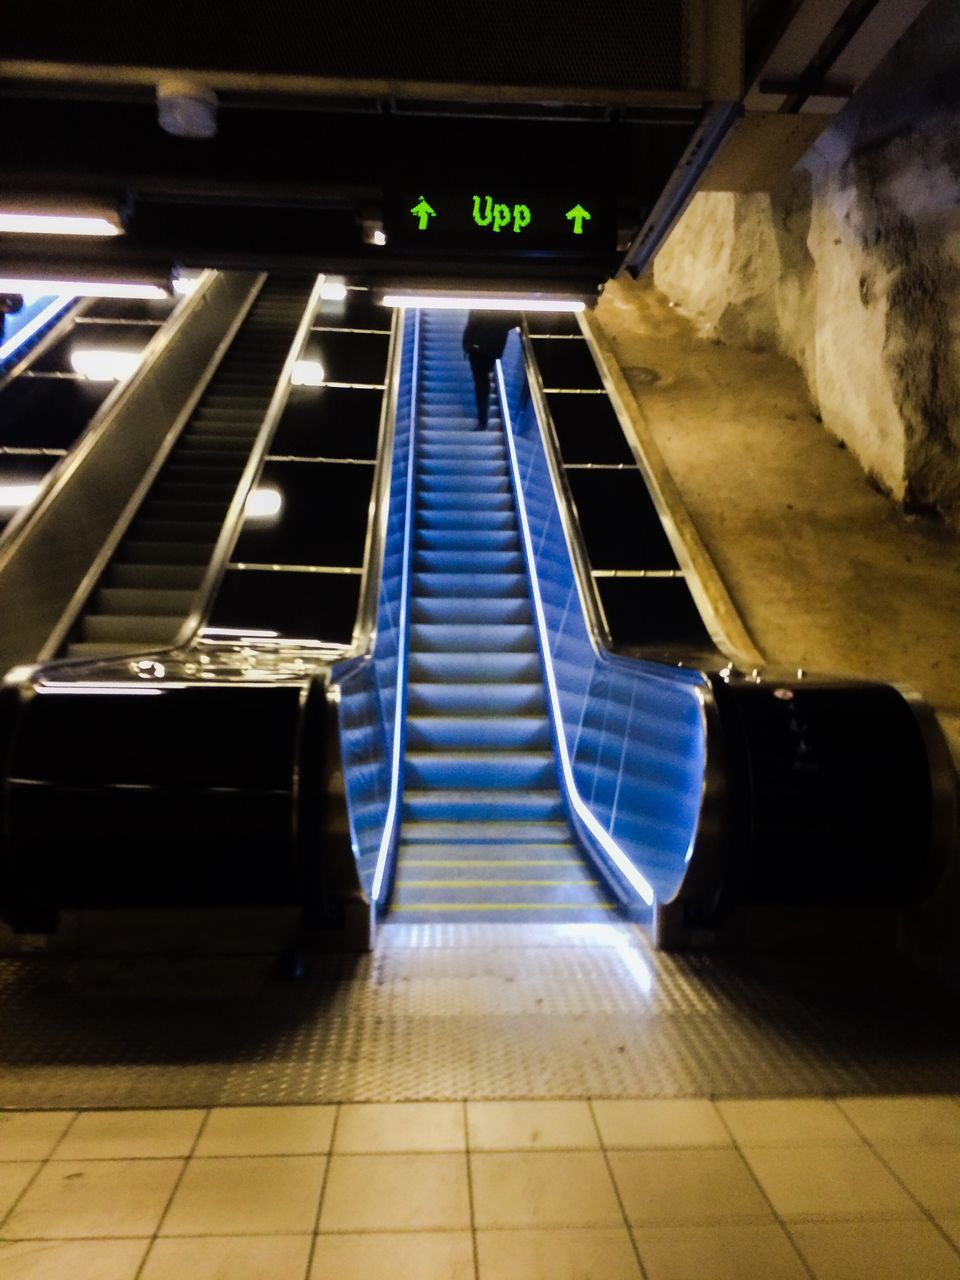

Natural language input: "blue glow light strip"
[371,308,420,904]
[496,359,656,908]
[0,296,72,364]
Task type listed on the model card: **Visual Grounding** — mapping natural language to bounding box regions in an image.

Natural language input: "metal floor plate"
[1,921,959,1109]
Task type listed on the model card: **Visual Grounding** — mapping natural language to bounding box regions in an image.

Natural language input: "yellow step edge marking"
[401,859,578,867]
[402,843,572,850]
[399,879,597,888]
[392,902,617,912]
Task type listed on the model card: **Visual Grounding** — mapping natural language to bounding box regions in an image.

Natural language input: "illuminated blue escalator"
[392,311,613,920]
[335,308,711,929]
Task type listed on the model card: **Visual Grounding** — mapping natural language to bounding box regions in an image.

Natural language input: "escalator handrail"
[496,358,654,908]
[517,320,613,658]
[338,304,404,670]
[369,307,420,905]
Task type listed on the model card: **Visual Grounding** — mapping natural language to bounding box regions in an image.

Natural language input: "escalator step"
[81,614,184,643]
[134,520,222,542]
[409,623,535,653]
[407,716,551,750]
[406,681,546,715]
[108,563,206,589]
[95,587,197,616]
[138,501,227,523]
[120,541,213,565]
[64,641,158,658]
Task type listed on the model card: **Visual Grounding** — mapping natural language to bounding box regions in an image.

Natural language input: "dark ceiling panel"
[7,1,687,95]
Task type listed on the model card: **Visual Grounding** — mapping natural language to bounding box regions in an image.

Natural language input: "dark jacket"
[462,313,516,361]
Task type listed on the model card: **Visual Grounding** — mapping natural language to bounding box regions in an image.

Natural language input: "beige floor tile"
[3,1159,182,1239]
[790,1218,960,1279]
[0,1113,75,1162]
[319,1153,470,1232]
[608,1148,772,1226]
[195,1106,335,1156]
[717,1099,862,1148]
[838,1096,960,1146]
[312,1231,474,1279]
[141,1235,313,1280]
[0,1162,41,1218]
[159,1155,325,1236]
[334,1103,464,1153]
[467,1100,598,1151]
[0,1238,149,1280]
[471,1150,622,1228]
[593,1099,729,1149]
[742,1144,920,1220]
[633,1223,809,1280]
[874,1143,960,1213]
[53,1110,203,1160]
[477,1227,641,1279]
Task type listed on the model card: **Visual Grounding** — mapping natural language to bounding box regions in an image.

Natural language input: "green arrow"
[565,203,591,235]
[410,195,436,232]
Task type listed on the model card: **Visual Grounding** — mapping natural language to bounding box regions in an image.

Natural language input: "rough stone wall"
[653,0,960,527]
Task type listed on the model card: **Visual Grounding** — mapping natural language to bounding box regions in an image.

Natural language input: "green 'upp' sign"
[393,190,604,254]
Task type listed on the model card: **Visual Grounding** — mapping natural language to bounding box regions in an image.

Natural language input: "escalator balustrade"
[65,279,313,657]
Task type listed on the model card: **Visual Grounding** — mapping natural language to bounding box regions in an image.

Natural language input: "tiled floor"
[3,1097,960,1278]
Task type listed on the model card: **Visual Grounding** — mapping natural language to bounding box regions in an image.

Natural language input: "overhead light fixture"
[0,482,43,512]
[0,212,121,237]
[360,216,387,247]
[157,78,218,139]
[380,293,586,312]
[319,281,348,302]
[172,269,205,296]
[291,359,325,387]
[0,278,167,300]
[70,348,142,381]
[244,487,283,520]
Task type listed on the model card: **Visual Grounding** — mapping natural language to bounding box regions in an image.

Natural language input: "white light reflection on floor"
[555,922,654,994]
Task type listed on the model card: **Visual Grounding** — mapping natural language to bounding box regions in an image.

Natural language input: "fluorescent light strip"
[0,212,120,237]
[70,348,142,381]
[0,278,166,300]
[201,627,279,638]
[381,294,585,313]
[496,360,655,907]
[0,482,43,512]
[0,296,72,363]
[370,309,420,905]
[36,685,165,696]
[172,271,204,296]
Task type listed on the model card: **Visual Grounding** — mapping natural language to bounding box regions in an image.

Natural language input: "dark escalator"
[392,311,613,921]
[64,278,313,658]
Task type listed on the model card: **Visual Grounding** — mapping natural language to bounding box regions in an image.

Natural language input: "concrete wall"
[653,0,960,528]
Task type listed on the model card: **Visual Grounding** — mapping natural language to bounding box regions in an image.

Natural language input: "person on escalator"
[462,311,517,429]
